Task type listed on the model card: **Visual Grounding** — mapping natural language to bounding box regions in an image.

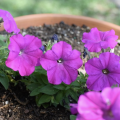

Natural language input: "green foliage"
[24,68,87,108]
[0,71,9,89]
[0,35,11,89]
[70,115,76,120]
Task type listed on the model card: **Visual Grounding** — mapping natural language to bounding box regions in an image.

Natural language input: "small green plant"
[22,66,87,108]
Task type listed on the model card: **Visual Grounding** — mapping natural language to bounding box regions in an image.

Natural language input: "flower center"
[57,58,63,63]
[102,69,109,74]
[103,109,114,119]
[108,110,113,117]
[19,50,24,55]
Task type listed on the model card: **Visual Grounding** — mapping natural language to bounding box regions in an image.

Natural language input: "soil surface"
[0,21,120,120]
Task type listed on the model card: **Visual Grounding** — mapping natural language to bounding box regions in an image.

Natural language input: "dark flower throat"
[57,58,63,63]
[102,69,109,74]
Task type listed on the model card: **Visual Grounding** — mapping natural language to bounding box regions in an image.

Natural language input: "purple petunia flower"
[82,27,118,52]
[85,52,120,91]
[5,34,43,76]
[75,87,120,120]
[0,9,20,34]
[40,41,82,85]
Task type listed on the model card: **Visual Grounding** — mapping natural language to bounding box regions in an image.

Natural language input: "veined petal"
[40,56,57,71]
[9,34,25,50]
[85,58,103,75]
[64,57,82,70]
[24,35,42,52]
[99,30,118,49]
[25,49,42,58]
[87,74,110,91]
[63,64,78,83]
[19,57,35,76]
[99,52,120,71]
[47,63,72,85]
[52,41,72,59]
[82,27,101,43]
[63,50,82,69]
[5,53,20,71]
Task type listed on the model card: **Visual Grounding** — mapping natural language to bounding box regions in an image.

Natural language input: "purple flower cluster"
[70,87,120,120]
[1,9,120,120]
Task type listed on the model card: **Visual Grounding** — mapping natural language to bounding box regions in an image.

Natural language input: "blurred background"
[0,0,120,25]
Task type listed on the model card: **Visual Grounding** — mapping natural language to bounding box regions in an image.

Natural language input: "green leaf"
[65,85,71,90]
[41,74,48,84]
[70,115,76,120]
[0,35,7,46]
[55,91,64,103]
[35,93,42,106]
[0,71,9,89]
[30,86,43,96]
[27,83,40,91]
[53,84,66,90]
[42,103,50,108]
[69,89,79,101]
[39,84,58,95]
[30,72,43,83]
[71,79,80,86]
[35,66,47,75]
[38,94,51,104]
[77,72,87,83]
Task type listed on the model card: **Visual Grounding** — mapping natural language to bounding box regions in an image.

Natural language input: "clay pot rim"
[0,14,120,38]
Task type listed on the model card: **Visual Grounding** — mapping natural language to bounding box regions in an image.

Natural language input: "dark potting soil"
[0,22,120,120]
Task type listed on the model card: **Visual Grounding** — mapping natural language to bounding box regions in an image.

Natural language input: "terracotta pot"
[0,14,120,38]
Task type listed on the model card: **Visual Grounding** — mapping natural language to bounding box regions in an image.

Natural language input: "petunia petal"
[24,35,42,52]
[0,9,20,34]
[63,64,78,83]
[40,51,58,70]
[82,27,101,43]
[99,52,120,71]
[101,87,120,119]
[87,74,110,91]
[85,58,103,75]
[70,104,78,114]
[9,34,25,50]
[63,50,82,69]
[52,41,72,59]
[5,52,20,71]
[78,92,106,119]
[99,30,118,49]
[85,42,102,52]
[47,63,72,85]
[19,57,35,76]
